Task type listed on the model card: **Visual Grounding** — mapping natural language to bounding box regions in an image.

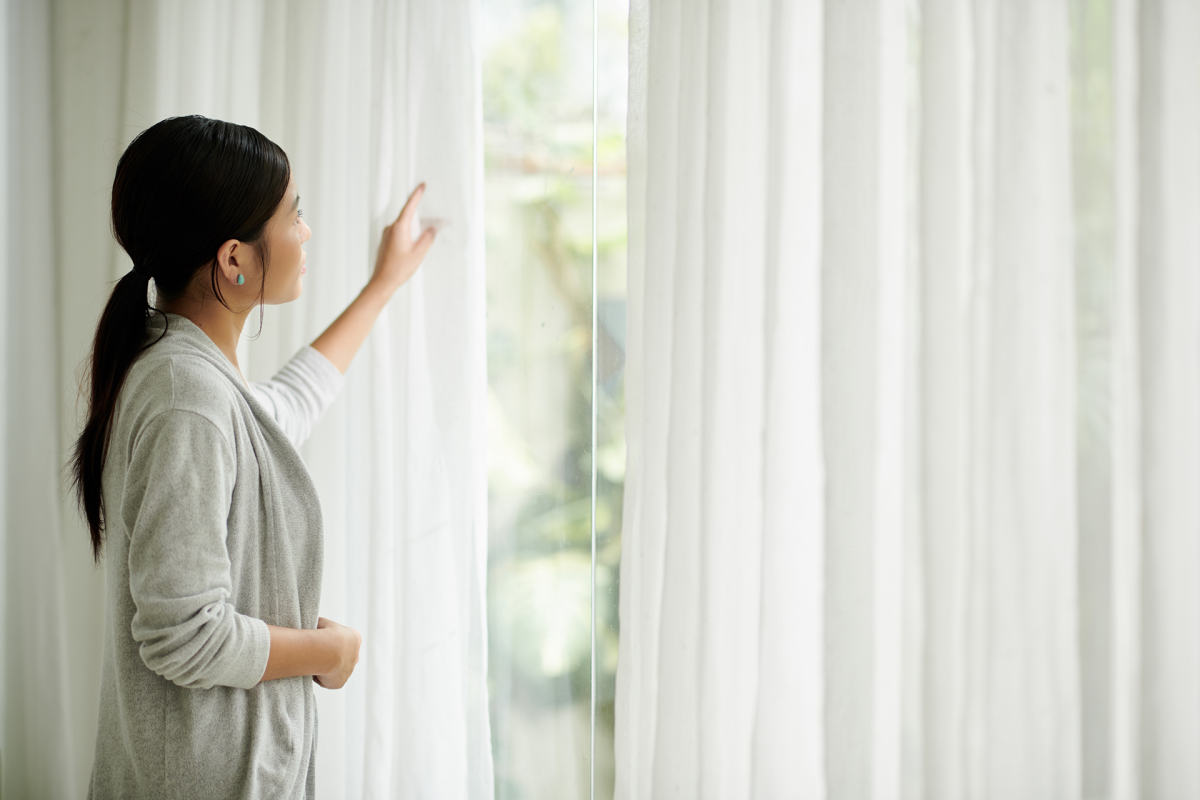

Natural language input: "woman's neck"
[156,297,252,387]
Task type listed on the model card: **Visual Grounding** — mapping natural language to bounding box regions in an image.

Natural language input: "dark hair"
[68,115,291,563]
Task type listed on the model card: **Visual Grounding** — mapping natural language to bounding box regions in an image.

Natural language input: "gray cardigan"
[88,311,345,799]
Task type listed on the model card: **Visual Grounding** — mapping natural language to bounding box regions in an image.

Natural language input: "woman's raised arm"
[308,182,437,373]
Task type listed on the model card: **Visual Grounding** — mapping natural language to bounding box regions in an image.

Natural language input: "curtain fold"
[618,0,1198,797]
[1108,4,1141,797]
[752,0,827,796]
[920,1,1080,796]
[2,1,84,798]
[616,0,826,796]
[1135,0,1200,794]
[2,0,492,797]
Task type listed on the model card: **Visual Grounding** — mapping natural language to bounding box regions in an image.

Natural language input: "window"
[482,0,627,796]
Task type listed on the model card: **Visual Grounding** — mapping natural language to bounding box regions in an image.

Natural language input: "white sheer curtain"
[617,0,1200,798]
[2,2,87,798]
[1,1,492,797]
[1128,0,1200,794]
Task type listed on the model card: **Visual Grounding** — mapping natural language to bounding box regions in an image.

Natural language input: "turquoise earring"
[236,274,244,285]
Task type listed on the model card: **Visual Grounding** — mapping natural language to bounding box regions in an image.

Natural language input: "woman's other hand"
[313,616,362,690]
[370,182,437,292]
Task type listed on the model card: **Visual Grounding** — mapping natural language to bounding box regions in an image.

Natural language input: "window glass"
[482,0,627,796]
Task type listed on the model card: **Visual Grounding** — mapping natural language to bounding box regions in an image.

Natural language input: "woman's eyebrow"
[291,195,300,211]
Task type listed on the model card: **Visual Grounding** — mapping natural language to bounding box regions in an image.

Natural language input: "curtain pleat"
[951,1,1080,796]
[917,2,974,797]
[357,0,491,796]
[1136,0,1200,795]
[613,0,653,793]
[617,0,829,797]
[1109,0,1141,796]
[751,0,826,797]
[821,0,912,796]
[694,0,771,791]
[2,2,81,797]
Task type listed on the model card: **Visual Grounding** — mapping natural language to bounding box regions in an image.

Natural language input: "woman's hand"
[306,182,437,375]
[313,616,362,690]
[370,182,437,292]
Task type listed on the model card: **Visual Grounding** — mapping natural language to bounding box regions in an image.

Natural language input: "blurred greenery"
[483,7,565,131]
[482,1,627,798]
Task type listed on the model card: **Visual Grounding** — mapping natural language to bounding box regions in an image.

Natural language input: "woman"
[68,115,436,799]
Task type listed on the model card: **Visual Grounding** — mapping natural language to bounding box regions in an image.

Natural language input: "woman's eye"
[296,209,304,222]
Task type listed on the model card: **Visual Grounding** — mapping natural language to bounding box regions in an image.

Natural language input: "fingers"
[396,182,426,224]
[407,226,436,264]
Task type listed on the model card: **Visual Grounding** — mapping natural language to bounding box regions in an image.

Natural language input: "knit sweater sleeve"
[122,407,271,690]
[249,345,345,449]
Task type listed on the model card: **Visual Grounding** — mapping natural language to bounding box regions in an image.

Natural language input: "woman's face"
[258,172,310,304]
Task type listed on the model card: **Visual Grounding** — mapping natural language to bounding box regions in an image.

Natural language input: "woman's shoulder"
[123,345,242,436]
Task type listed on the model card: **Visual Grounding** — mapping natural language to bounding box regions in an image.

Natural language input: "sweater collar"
[145,310,253,392]
[141,310,308,468]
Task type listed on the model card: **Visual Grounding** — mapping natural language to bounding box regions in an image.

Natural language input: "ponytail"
[68,270,166,563]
